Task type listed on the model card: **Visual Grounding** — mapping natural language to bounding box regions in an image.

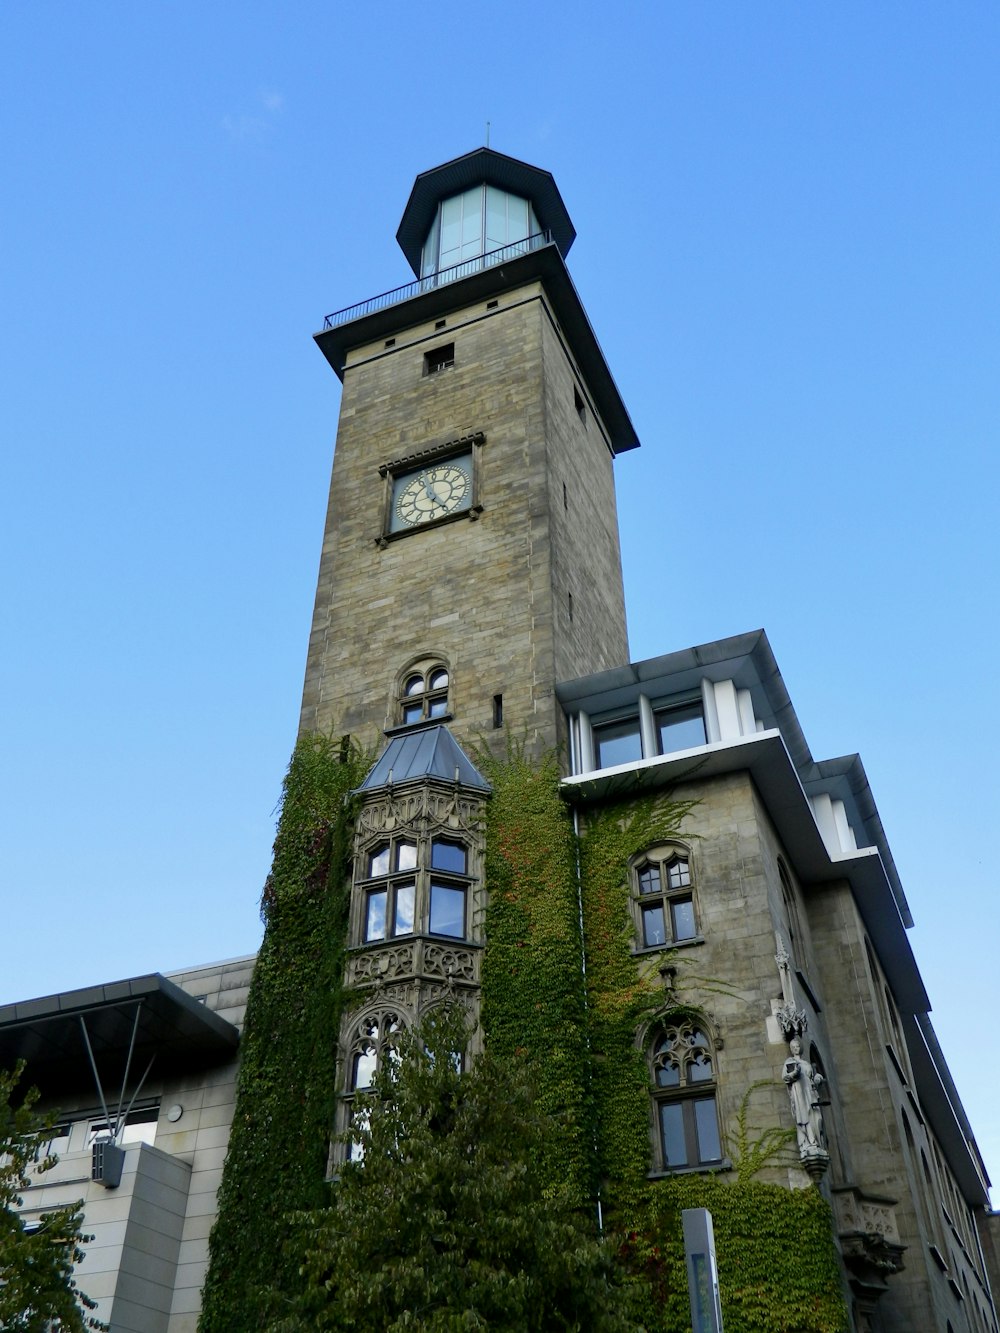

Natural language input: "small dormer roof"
[396,147,577,276]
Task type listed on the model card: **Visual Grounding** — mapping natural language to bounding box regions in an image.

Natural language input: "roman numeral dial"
[391,455,472,532]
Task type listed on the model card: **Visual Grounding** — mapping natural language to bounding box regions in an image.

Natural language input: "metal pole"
[78,1014,113,1132]
[113,1002,143,1139]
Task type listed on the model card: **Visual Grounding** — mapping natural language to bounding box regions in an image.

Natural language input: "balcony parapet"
[321,231,552,331]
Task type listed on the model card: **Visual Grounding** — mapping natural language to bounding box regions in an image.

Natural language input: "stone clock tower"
[301,148,639,758]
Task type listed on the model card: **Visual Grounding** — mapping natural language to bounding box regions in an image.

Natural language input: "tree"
[275,1008,644,1332]
[0,1063,103,1332]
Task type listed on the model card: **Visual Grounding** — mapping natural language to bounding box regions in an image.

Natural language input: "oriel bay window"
[650,1020,723,1171]
[358,834,472,944]
[363,840,417,941]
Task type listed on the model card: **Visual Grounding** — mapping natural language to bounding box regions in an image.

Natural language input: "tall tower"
[301,149,638,758]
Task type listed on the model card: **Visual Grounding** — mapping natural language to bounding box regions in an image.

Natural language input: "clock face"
[392,455,472,531]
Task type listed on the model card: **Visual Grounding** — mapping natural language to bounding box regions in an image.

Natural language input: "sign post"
[682,1207,724,1332]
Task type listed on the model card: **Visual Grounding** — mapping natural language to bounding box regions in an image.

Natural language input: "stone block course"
[299,288,628,759]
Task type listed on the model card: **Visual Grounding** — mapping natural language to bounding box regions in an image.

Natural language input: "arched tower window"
[649,1018,722,1171]
[397,659,450,726]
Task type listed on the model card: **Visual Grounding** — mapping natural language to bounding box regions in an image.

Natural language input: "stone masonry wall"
[298,280,629,760]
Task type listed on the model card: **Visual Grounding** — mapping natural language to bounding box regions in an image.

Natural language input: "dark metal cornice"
[314,242,640,454]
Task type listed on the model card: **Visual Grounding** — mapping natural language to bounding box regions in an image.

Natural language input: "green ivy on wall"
[480,765,849,1332]
[198,737,848,1332]
[578,796,699,1202]
[621,1177,848,1333]
[198,734,367,1332]
[476,743,594,1207]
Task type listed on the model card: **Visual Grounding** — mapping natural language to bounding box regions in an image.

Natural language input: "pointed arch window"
[344,1011,404,1161]
[650,1019,722,1171]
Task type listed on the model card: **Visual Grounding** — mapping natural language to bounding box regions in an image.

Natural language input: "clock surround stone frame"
[377,431,485,545]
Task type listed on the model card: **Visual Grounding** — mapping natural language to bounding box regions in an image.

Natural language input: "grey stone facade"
[300,281,628,760]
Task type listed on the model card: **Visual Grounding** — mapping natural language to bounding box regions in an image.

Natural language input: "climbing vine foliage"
[200,736,848,1331]
[199,734,367,1332]
[275,1007,641,1332]
[479,751,848,1333]
[477,743,594,1206]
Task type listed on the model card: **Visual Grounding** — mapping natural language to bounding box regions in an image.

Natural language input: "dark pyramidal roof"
[358,725,490,792]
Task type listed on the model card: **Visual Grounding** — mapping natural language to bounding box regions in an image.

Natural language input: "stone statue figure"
[782,1036,826,1155]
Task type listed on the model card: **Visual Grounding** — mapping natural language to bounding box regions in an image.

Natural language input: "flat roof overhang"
[555,630,909,923]
[907,1012,992,1206]
[560,731,928,1015]
[0,973,240,1100]
[314,242,640,455]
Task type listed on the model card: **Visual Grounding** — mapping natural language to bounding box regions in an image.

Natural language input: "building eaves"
[559,730,928,1015]
[908,1011,992,1207]
[0,973,240,1099]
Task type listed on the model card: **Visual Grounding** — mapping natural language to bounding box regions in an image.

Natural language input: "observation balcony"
[320,230,551,331]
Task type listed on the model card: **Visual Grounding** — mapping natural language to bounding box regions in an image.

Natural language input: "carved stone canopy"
[833,1187,906,1308]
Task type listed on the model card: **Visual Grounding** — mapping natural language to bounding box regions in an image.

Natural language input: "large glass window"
[357,835,473,944]
[655,700,706,754]
[650,1021,722,1170]
[593,716,643,769]
[422,186,540,278]
[86,1105,159,1148]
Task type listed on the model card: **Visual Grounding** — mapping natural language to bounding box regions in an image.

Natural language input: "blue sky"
[3,5,998,1199]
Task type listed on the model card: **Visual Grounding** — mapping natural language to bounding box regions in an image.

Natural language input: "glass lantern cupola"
[420,185,541,278]
[396,148,577,283]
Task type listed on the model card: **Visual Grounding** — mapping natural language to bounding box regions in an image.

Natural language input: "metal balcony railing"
[321,231,552,330]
